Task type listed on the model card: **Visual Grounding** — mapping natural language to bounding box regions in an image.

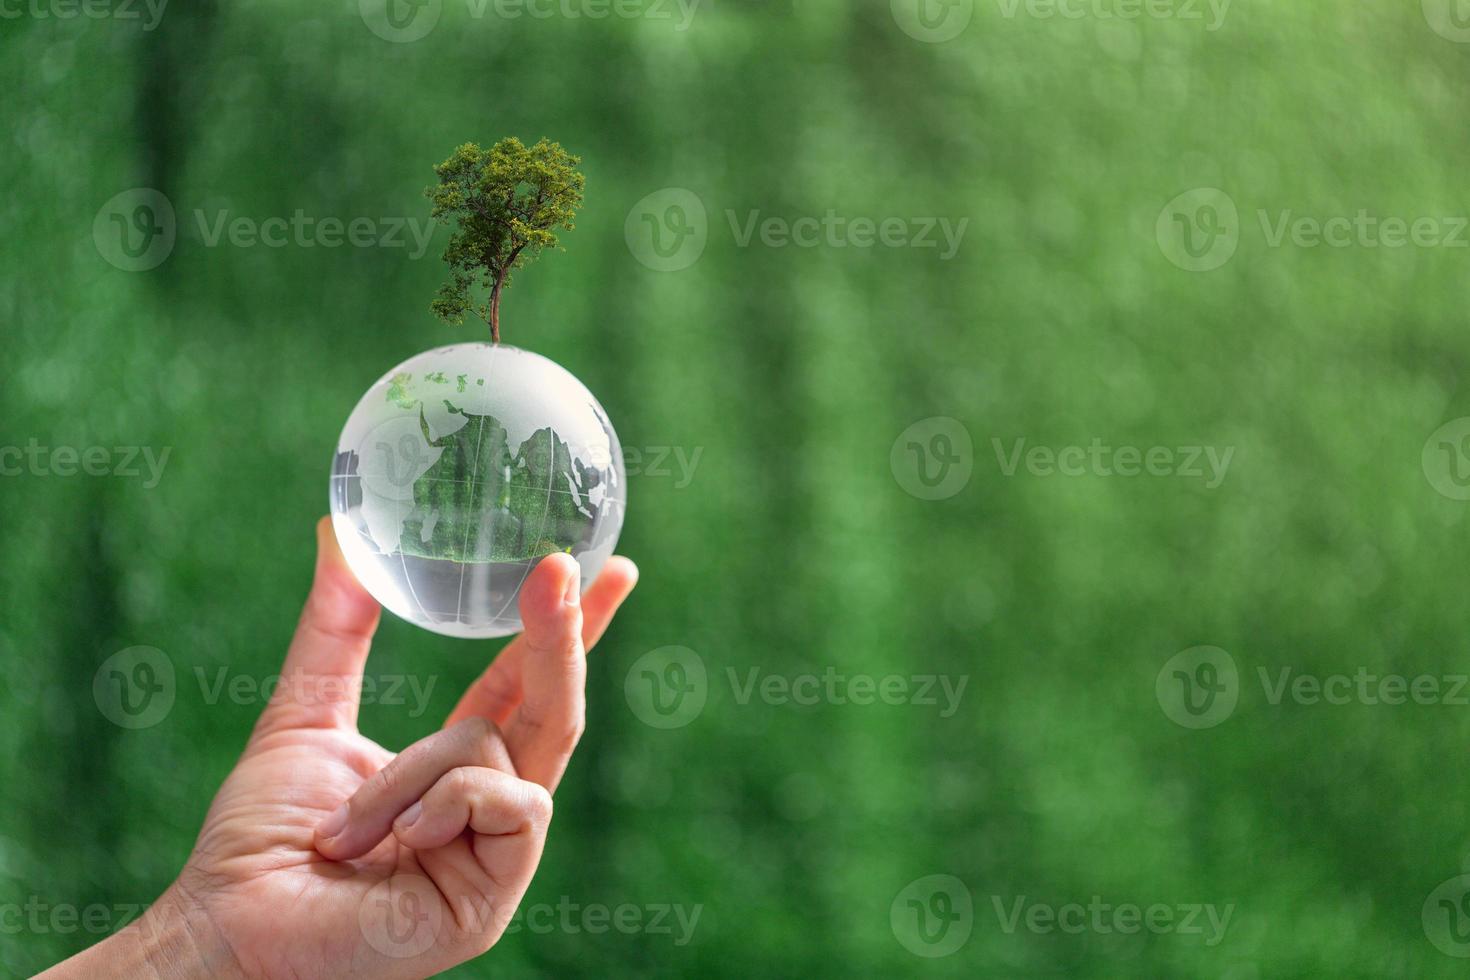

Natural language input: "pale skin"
[39,518,638,980]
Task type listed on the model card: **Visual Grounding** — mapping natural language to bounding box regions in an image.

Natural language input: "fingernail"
[397,801,423,829]
[317,802,348,839]
[563,565,581,606]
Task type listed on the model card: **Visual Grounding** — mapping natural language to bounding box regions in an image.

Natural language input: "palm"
[182,726,465,978]
[155,521,637,980]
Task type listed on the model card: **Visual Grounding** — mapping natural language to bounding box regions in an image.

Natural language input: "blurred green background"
[7,0,1470,975]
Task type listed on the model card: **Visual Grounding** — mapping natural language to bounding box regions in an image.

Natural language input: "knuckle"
[446,766,477,798]
[524,628,582,668]
[453,715,493,742]
[561,717,585,753]
[443,919,495,958]
[460,715,496,748]
[522,784,554,827]
[460,715,508,766]
[372,755,410,798]
[475,678,517,716]
[517,697,585,755]
[513,710,545,736]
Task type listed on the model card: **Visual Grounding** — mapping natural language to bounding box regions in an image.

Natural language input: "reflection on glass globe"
[329,343,625,639]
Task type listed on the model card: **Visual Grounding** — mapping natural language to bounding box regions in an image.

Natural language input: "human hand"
[41,518,637,980]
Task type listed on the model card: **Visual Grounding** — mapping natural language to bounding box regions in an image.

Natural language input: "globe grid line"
[451,351,498,629]
[486,414,559,628]
[393,475,435,627]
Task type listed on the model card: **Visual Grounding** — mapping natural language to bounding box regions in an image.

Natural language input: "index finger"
[500,553,586,791]
[445,555,638,729]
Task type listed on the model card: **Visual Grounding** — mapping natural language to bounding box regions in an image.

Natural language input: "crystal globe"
[329,343,625,638]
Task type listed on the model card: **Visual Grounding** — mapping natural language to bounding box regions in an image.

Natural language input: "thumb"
[256,517,381,735]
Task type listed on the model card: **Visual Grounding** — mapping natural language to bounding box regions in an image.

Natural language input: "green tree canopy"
[427,137,584,343]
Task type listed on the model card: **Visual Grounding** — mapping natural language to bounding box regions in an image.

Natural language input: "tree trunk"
[489,270,506,344]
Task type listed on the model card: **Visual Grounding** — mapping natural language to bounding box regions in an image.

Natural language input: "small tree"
[427,137,584,344]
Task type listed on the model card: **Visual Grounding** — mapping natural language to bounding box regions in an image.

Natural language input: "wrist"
[139,880,249,980]
[39,879,247,980]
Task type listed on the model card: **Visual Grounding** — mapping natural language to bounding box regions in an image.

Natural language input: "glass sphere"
[329,343,625,638]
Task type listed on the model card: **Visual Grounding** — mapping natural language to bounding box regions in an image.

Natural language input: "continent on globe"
[330,344,624,639]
